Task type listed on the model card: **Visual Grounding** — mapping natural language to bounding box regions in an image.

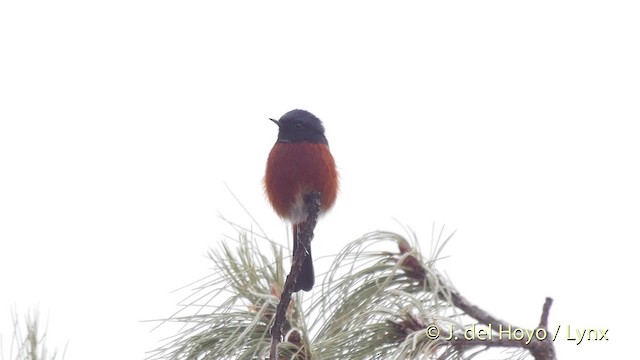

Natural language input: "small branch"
[529,297,556,360]
[448,290,556,360]
[269,192,321,360]
[538,297,553,329]
[450,290,515,331]
[396,236,557,359]
[447,336,530,348]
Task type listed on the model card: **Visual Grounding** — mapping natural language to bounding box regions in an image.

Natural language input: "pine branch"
[449,291,556,360]
[399,238,556,359]
[269,192,321,360]
[150,223,557,360]
[2,309,66,360]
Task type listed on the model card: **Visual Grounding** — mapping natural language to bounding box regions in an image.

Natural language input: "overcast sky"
[1,2,638,359]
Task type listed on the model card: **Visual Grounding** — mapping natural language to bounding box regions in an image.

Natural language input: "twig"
[450,290,515,331]
[449,289,556,359]
[269,192,321,360]
[529,297,556,360]
[398,238,557,359]
[538,297,553,329]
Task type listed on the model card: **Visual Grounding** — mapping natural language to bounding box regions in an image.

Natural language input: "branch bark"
[400,240,556,359]
[269,192,321,360]
[449,290,556,360]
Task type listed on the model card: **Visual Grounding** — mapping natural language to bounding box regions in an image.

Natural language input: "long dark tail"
[292,224,314,292]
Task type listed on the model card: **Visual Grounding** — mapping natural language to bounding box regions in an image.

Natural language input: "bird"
[264,109,339,292]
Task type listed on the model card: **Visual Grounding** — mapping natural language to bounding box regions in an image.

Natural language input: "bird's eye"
[295,122,303,129]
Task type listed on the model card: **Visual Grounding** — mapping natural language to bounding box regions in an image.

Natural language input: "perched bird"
[264,109,339,292]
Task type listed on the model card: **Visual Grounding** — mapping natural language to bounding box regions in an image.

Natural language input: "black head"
[270,109,328,145]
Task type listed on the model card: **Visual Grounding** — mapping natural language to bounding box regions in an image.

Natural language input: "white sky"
[1,1,638,359]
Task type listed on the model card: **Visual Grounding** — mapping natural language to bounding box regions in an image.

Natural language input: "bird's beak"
[269,118,280,127]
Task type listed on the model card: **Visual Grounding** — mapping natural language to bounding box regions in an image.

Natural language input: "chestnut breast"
[265,142,338,224]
